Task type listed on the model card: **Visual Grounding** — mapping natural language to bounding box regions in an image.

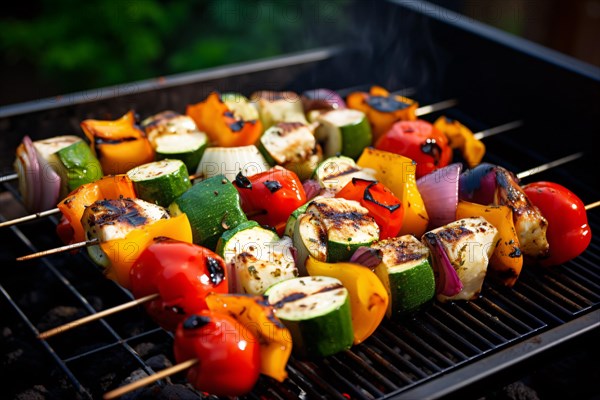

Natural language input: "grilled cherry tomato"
[56,215,75,245]
[335,178,403,239]
[522,181,591,267]
[174,312,261,397]
[129,237,228,331]
[234,166,307,235]
[375,119,452,179]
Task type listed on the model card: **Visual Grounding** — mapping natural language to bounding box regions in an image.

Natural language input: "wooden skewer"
[415,99,458,116]
[38,293,160,339]
[473,120,523,140]
[0,207,61,229]
[103,358,199,400]
[0,172,18,183]
[516,152,584,180]
[585,200,600,211]
[17,238,99,261]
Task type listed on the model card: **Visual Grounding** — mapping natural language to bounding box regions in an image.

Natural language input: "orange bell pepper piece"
[81,110,155,174]
[98,214,193,290]
[205,292,292,382]
[346,86,418,142]
[186,92,262,147]
[57,175,137,244]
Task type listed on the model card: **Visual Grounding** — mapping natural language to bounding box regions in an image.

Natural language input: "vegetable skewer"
[13,153,584,262]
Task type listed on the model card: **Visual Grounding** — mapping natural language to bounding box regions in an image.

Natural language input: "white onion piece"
[417,163,462,230]
[196,145,270,183]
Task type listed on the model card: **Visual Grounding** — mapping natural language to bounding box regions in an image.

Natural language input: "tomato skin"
[335,178,403,239]
[234,166,307,235]
[174,312,261,396]
[375,120,452,179]
[129,238,228,331]
[522,182,591,267]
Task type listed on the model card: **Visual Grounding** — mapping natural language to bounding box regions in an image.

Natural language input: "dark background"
[1,0,598,107]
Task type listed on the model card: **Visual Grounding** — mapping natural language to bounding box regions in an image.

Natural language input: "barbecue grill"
[1,1,599,399]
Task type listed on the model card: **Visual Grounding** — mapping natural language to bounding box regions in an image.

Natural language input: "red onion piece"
[15,136,62,213]
[302,179,322,200]
[417,163,462,230]
[349,246,383,269]
[458,163,496,204]
[423,232,463,296]
[34,144,61,211]
[301,88,346,112]
[19,136,42,212]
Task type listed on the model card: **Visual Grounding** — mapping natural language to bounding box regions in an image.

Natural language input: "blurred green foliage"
[1,0,351,95]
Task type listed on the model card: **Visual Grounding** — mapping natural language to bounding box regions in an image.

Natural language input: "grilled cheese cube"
[424,217,499,302]
[81,198,169,268]
[493,167,549,259]
[141,111,201,147]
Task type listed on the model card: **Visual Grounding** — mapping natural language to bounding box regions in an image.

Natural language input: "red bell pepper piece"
[233,166,307,235]
[129,237,229,331]
[335,178,404,239]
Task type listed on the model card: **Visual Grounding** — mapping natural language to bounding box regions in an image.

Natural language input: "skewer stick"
[17,238,99,262]
[38,293,160,340]
[103,358,199,400]
[0,172,18,183]
[516,152,584,179]
[473,120,523,140]
[415,99,458,116]
[0,207,61,229]
[585,200,600,211]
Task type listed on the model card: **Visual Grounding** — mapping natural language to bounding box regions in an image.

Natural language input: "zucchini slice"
[258,122,316,166]
[154,132,207,173]
[250,91,308,130]
[266,276,354,359]
[313,155,377,192]
[371,235,436,318]
[127,159,191,207]
[293,197,380,267]
[169,174,247,249]
[315,109,372,160]
[216,221,298,295]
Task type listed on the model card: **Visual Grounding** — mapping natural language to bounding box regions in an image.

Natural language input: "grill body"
[1,1,598,399]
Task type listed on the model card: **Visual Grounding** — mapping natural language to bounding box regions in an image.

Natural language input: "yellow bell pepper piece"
[81,110,155,175]
[456,200,523,287]
[305,257,388,345]
[99,214,193,290]
[205,292,292,382]
[434,116,485,168]
[357,147,429,237]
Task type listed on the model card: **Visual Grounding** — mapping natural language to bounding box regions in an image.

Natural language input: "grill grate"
[1,88,599,400]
